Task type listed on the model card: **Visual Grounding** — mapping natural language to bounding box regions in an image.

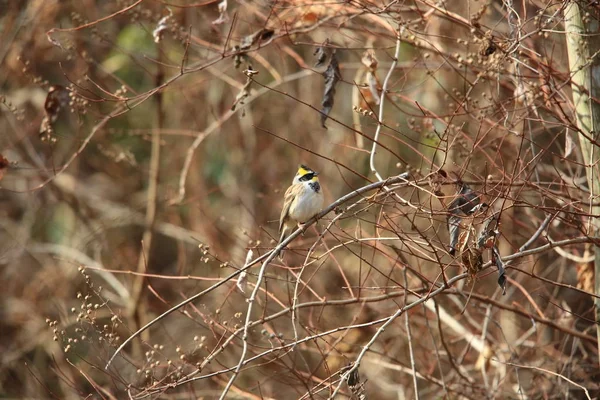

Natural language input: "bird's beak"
[313,172,319,176]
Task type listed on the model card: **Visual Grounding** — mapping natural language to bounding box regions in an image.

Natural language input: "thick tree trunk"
[564,1,600,365]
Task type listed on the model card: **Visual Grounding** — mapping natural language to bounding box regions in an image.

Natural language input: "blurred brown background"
[1,1,599,399]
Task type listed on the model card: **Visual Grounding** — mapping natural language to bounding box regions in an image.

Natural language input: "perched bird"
[447,181,488,255]
[278,164,324,258]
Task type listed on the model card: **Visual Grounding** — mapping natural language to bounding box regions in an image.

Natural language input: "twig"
[370,23,403,181]
[404,267,419,398]
[106,173,412,369]
[174,70,313,203]
[328,273,468,399]
[500,361,592,400]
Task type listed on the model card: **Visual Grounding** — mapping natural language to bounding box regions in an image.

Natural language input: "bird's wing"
[279,184,298,234]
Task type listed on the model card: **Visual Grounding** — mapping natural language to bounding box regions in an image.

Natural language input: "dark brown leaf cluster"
[319,48,341,128]
[233,28,274,68]
[39,85,70,142]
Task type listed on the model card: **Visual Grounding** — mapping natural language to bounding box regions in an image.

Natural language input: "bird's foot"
[297,222,307,236]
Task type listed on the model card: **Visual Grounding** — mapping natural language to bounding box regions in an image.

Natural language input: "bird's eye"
[299,172,314,182]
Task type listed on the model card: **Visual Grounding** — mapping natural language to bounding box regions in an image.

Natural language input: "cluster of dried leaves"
[1,1,599,399]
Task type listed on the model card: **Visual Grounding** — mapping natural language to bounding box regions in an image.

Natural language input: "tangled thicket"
[1,1,599,399]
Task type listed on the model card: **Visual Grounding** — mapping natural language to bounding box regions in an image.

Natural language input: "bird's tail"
[277,226,289,260]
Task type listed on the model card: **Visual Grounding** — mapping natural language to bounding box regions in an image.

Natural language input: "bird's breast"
[289,188,324,223]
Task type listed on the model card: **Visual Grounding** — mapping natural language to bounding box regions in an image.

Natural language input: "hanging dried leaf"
[212,0,229,25]
[360,50,380,106]
[320,50,341,128]
[348,368,366,399]
[476,215,498,249]
[448,182,486,255]
[40,85,70,142]
[231,67,258,111]
[576,259,594,294]
[153,8,173,43]
[448,182,486,217]
[233,28,274,69]
[240,28,274,50]
[456,225,483,283]
[448,215,461,256]
[479,34,497,57]
[476,214,506,294]
[564,131,574,158]
[365,72,381,106]
[236,250,253,294]
[491,247,506,294]
[314,39,331,68]
[341,365,366,400]
[361,50,378,70]
[0,154,9,182]
[464,248,483,279]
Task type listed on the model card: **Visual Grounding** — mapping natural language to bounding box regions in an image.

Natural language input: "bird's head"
[293,164,319,184]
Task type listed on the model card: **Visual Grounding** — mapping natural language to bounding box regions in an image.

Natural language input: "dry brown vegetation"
[1,0,599,399]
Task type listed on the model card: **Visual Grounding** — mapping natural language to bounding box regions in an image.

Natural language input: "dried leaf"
[365,71,380,105]
[231,67,258,111]
[153,8,173,43]
[361,50,378,70]
[564,131,574,158]
[240,28,274,50]
[0,154,9,182]
[448,182,486,217]
[448,182,488,255]
[492,247,506,294]
[236,250,254,294]
[212,0,229,25]
[320,50,341,128]
[234,28,274,68]
[314,39,331,68]
[447,215,461,255]
[458,227,483,280]
[342,365,366,400]
[476,215,498,249]
[576,258,594,293]
[40,85,70,142]
[358,50,380,107]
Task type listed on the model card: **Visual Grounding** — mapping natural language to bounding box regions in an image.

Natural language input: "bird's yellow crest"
[298,164,311,176]
[297,164,319,182]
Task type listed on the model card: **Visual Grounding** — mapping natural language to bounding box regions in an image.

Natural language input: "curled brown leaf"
[231,67,258,112]
[314,38,331,68]
[233,28,274,68]
[0,154,8,182]
[320,50,341,128]
[40,85,70,142]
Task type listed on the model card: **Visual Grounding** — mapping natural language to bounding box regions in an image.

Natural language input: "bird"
[447,181,488,255]
[278,164,324,258]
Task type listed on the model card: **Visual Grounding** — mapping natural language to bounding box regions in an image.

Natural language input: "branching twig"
[106,173,412,369]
